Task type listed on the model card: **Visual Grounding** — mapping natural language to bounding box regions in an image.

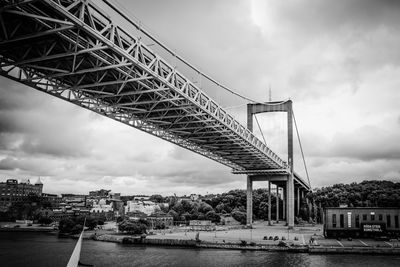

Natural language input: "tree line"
[148,180,400,225]
[307,180,400,222]
[146,188,283,225]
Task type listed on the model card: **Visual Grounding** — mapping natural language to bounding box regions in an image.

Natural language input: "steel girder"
[0,0,310,188]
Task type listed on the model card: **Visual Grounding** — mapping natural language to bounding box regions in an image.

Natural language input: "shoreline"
[92,233,400,255]
[0,227,56,233]
[3,226,400,255]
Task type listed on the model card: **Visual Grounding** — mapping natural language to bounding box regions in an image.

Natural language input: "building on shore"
[126,211,148,221]
[41,193,62,208]
[49,209,91,222]
[126,200,160,216]
[89,189,111,198]
[90,199,113,213]
[0,178,46,211]
[147,212,174,229]
[324,207,400,238]
[0,178,43,197]
[189,220,215,231]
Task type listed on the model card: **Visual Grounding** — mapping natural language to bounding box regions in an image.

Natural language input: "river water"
[1,232,400,267]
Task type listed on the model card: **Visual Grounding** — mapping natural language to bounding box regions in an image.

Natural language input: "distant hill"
[309,180,400,208]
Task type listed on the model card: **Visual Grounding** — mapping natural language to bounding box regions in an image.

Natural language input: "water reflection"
[1,232,400,267]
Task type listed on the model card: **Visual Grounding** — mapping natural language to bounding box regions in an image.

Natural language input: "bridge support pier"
[268,181,272,225]
[297,187,300,217]
[306,196,312,222]
[282,187,286,221]
[276,185,279,223]
[244,100,306,229]
[246,175,253,226]
[286,174,295,228]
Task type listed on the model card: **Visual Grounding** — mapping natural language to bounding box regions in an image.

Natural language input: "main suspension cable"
[292,110,311,189]
[254,114,267,146]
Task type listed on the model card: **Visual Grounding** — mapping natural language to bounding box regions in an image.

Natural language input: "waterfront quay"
[147,221,316,246]
[89,220,400,255]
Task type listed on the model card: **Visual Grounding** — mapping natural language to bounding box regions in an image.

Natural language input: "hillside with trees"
[158,180,400,225]
[156,188,282,225]
[307,180,400,222]
[309,180,400,208]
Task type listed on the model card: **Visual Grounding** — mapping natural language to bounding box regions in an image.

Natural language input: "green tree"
[149,194,164,203]
[199,202,214,214]
[231,210,246,225]
[167,210,180,222]
[205,211,221,223]
[59,218,76,233]
[118,220,147,235]
[38,217,53,225]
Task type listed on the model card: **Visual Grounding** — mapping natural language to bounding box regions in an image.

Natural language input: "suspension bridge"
[0,0,311,227]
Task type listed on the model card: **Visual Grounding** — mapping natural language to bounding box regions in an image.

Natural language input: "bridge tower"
[246,100,295,228]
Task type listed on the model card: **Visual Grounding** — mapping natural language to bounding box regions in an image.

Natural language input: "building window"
[332,214,337,228]
[395,215,399,228]
[379,214,383,221]
[371,214,375,221]
[355,215,360,228]
[387,215,391,227]
[340,214,344,228]
[363,214,367,221]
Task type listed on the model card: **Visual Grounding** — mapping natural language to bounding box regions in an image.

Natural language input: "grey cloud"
[0,157,18,170]
[271,0,400,38]
[0,156,57,176]
[0,84,94,158]
[344,57,361,93]
[329,136,400,161]
[167,146,198,161]
[0,77,48,111]
[288,66,316,92]
[18,135,89,158]
[303,126,400,162]
[0,113,18,134]
[149,169,239,187]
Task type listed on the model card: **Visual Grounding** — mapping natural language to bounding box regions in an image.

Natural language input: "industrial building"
[324,207,400,238]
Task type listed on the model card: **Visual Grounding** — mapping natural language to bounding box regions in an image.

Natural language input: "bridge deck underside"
[0,0,309,190]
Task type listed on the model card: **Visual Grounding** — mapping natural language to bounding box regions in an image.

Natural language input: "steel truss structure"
[0,0,309,190]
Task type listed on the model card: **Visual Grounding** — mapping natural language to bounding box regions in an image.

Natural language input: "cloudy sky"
[1,0,399,195]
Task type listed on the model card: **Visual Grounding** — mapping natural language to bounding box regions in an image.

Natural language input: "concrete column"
[276,185,279,223]
[286,175,295,228]
[282,187,286,221]
[246,104,253,227]
[268,181,271,226]
[306,197,312,222]
[294,187,297,215]
[246,176,253,226]
[247,104,253,132]
[287,101,295,228]
[297,187,300,217]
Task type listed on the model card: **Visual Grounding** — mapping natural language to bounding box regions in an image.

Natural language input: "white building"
[90,199,113,213]
[125,200,160,216]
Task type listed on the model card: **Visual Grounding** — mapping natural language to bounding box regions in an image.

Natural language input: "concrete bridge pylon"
[245,100,298,228]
